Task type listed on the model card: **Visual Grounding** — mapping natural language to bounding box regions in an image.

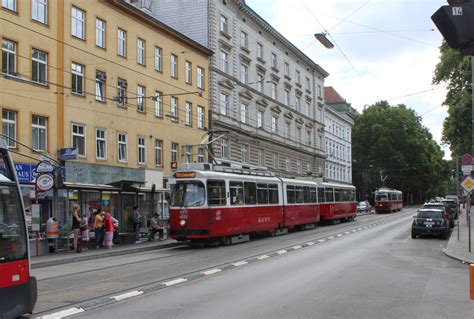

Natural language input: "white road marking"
[358,228,363,231]
[344,231,350,234]
[111,290,144,301]
[292,245,302,250]
[202,268,222,276]
[258,254,270,260]
[39,308,85,319]
[328,236,335,240]
[337,234,343,237]
[318,239,325,243]
[277,250,287,254]
[163,278,188,287]
[352,230,357,232]
[306,242,315,246]
[233,261,248,267]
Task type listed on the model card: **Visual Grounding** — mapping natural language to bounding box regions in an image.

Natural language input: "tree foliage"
[352,101,451,204]
[432,42,472,156]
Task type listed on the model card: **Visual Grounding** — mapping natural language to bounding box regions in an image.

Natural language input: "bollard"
[471,264,474,300]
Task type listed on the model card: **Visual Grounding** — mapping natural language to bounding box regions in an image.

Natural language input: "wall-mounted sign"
[59,148,78,161]
[35,173,54,192]
[15,163,66,183]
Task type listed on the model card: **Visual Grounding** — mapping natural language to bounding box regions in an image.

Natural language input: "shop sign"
[59,148,78,161]
[35,173,54,192]
[36,160,55,173]
[102,193,110,206]
[15,163,66,183]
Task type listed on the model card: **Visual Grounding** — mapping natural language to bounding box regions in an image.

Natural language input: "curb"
[31,242,178,269]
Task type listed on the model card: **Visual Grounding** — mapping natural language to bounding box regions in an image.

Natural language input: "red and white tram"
[374,188,403,213]
[169,165,357,244]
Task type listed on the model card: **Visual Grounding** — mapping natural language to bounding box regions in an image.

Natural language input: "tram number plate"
[258,217,270,223]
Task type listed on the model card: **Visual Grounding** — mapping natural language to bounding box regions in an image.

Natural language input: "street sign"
[36,160,55,173]
[462,165,473,175]
[59,147,78,161]
[461,153,473,165]
[35,173,54,192]
[461,175,474,192]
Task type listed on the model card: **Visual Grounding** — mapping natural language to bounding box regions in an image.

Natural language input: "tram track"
[31,208,417,317]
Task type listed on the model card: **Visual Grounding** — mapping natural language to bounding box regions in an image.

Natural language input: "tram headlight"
[180,219,187,227]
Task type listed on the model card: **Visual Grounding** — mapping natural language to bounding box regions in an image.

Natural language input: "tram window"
[341,190,348,201]
[244,182,257,205]
[325,188,334,202]
[376,193,388,201]
[268,184,279,204]
[390,193,396,201]
[183,183,205,207]
[295,186,304,203]
[310,187,317,203]
[334,189,341,202]
[257,183,268,205]
[287,185,295,204]
[303,187,310,203]
[207,180,226,206]
[318,188,325,203]
[350,190,355,201]
[230,181,244,205]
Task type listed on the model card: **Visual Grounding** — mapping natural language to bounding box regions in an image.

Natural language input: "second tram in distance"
[169,165,357,244]
[374,187,403,214]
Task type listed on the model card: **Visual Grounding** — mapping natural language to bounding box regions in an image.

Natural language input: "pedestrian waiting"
[148,213,164,241]
[103,213,114,249]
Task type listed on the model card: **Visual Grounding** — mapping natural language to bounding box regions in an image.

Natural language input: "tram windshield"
[171,181,205,207]
[0,156,27,263]
[375,193,388,201]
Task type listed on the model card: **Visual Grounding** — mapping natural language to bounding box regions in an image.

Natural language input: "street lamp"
[314,33,334,49]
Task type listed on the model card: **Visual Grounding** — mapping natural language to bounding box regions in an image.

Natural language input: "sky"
[246,0,450,158]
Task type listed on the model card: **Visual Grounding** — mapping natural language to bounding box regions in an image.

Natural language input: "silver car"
[357,201,371,213]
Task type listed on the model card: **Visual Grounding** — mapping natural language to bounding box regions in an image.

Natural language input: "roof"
[324,87,346,104]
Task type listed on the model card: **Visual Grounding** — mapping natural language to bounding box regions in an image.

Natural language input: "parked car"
[441,199,459,220]
[422,202,453,228]
[412,209,450,239]
[357,201,371,213]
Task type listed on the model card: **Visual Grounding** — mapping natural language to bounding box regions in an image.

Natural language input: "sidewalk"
[444,207,474,264]
[30,238,178,269]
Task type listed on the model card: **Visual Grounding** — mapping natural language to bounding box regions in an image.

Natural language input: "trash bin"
[46,217,59,253]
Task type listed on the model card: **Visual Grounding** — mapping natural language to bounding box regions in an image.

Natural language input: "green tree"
[433,42,472,156]
[352,101,450,204]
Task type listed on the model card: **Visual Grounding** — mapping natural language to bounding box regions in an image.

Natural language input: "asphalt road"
[31,207,474,318]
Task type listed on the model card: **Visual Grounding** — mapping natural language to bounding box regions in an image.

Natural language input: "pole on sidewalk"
[470,264,474,300]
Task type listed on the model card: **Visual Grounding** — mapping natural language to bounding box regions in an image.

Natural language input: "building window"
[155,140,162,166]
[256,73,264,92]
[170,97,178,121]
[257,110,263,128]
[2,0,15,11]
[154,91,162,117]
[118,132,127,162]
[284,88,290,106]
[220,92,228,116]
[32,49,47,84]
[72,123,85,156]
[185,102,192,126]
[32,115,47,151]
[171,54,177,78]
[71,62,84,95]
[220,50,229,73]
[305,101,310,117]
[184,145,192,163]
[240,31,248,49]
[137,38,145,65]
[307,130,312,145]
[271,53,277,69]
[198,147,205,163]
[154,47,162,71]
[2,39,16,75]
[271,116,277,133]
[137,85,145,112]
[241,144,249,163]
[240,63,248,84]
[138,136,146,164]
[317,84,322,98]
[96,128,106,159]
[271,82,277,100]
[258,149,265,167]
[197,66,204,89]
[95,18,105,48]
[197,106,204,129]
[117,78,127,107]
[296,70,301,84]
[118,29,126,57]
[295,96,301,112]
[305,77,311,92]
[171,143,178,162]
[272,153,277,169]
[220,15,228,33]
[71,7,85,39]
[297,160,301,175]
[285,122,291,139]
[240,102,247,124]
[95,70,106,101]
[221,138,229,159]
[284,62,290,77]
[297,127,302,142]
[2,110,16,148]
[185,61,192,84]
[32,0,47,24]
[285,157,290,172]
[257,42,263,60]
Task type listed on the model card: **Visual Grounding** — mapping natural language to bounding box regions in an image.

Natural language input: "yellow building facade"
[1,0,212,189]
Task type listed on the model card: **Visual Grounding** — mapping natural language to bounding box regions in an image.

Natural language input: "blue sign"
[59,148,78,161]
[15,163,66,183]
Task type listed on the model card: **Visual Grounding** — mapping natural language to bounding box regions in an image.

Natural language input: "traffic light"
[432,2,474,54]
